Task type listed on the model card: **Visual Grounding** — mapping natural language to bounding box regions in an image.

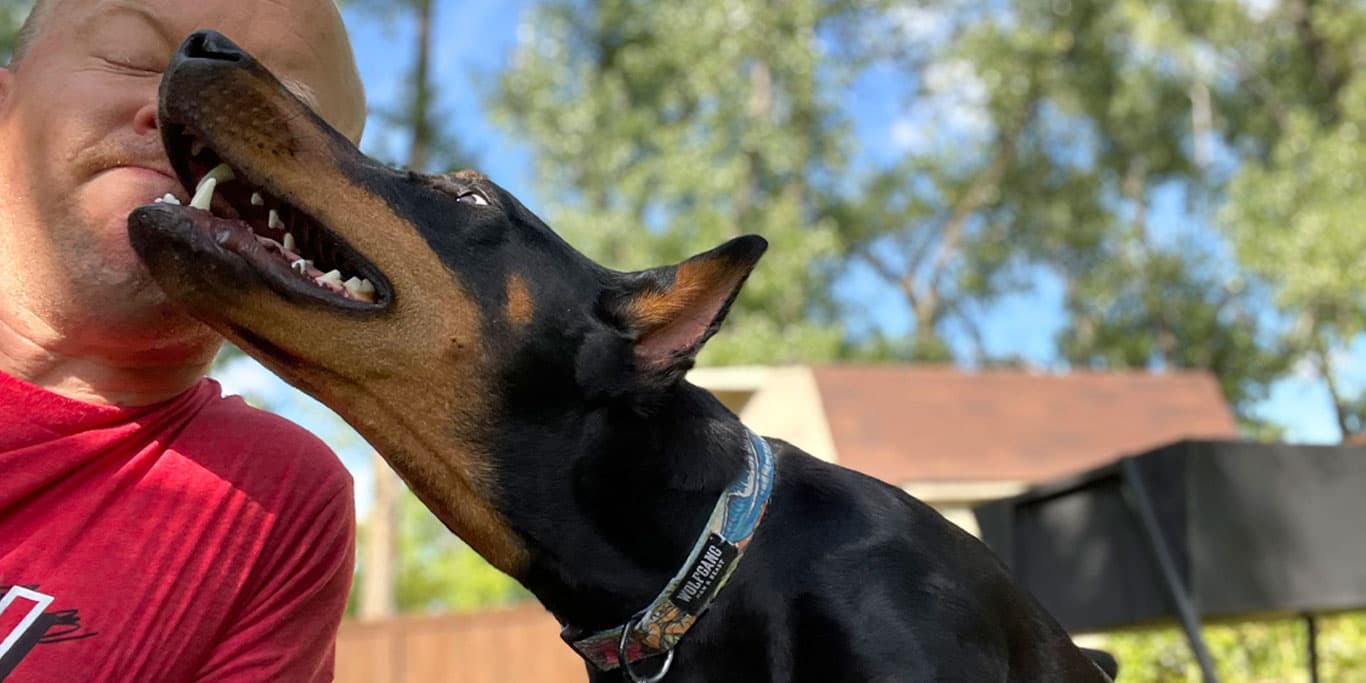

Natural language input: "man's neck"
[0,306,220,407]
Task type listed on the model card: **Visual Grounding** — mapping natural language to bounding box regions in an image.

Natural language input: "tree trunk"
[1307,328,1353,441]
[407,0,436,172]
[359,450,398,618]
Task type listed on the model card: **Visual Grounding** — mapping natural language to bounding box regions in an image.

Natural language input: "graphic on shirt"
[0,585,97,681]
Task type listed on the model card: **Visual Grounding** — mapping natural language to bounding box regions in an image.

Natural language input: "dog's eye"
[457,191,489,207]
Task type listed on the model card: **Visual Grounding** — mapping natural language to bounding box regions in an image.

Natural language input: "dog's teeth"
[317,270,343,287]
[250,192,265,206]
[189,164,235,211]
[189,177,217,210]
[191,139,205,156]
[291,258,311,274]
[268,210,285,230]
[153,197,164,204]
[204,163,235,185]
[161,193,181,205]
[344,277,377,302]
[282,232,296,252]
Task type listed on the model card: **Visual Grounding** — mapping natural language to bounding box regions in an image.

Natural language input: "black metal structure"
[972,440,1366,683]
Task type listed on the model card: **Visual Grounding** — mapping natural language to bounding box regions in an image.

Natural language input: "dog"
[130,31,1118,682]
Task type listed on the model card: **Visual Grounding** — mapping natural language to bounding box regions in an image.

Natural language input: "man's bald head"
[6,0,366,141]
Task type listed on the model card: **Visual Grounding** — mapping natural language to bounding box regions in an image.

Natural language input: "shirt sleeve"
[192,479,356,683]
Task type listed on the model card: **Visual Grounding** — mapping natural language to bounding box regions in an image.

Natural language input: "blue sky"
[211,0,1364,515]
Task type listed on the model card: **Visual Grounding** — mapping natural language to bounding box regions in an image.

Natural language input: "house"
[688,364,1238,534]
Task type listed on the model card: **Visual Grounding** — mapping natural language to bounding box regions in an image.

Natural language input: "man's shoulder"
[172,380,354,506]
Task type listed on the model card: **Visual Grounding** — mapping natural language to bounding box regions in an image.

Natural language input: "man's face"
[0,0,363,338]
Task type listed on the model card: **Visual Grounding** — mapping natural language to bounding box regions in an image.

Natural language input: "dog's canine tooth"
[250,192,265,206]
[203,163,235,186]
[189,164,235,211]
[189,177,217,211]
[190,139,205,156]
[268,210,285,231]
[283,232,297,252]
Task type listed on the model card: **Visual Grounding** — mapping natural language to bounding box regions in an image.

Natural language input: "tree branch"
[1309,328,1353,441]
[854,243,920,311]
[920,102,1037,325]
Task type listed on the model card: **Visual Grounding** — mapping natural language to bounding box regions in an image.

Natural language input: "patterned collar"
[560,429,777,678]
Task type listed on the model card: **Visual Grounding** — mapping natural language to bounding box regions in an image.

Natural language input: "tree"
[1215,0,1366,441]
[842,0,1289,427]
[491,0,851,365]
[1,0,29,62]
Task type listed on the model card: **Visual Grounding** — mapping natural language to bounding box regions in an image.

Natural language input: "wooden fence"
[335,604,586,682]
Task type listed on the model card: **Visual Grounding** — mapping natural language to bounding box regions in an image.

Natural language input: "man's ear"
[604,235,767,383]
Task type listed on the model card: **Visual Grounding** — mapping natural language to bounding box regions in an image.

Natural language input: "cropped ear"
[606,235,767,383]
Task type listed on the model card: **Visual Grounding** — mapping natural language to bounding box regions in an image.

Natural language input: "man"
[0,1,367,680]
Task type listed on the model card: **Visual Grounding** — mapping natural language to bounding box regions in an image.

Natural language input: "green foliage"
[346,492,532,617]
[1212,0,1366,439]
[1099,613,1366,682]
[0,0,30,63]
[853,0,1293,425]
[391,493,530,613]
[491,0,849,365]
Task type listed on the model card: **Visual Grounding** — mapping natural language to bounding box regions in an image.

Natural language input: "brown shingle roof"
[812,365,1238,485]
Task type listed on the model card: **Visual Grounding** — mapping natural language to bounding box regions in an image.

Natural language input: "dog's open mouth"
[145,124,391,309]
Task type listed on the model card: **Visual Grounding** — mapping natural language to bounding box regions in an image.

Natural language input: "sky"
[211,0,1366,517]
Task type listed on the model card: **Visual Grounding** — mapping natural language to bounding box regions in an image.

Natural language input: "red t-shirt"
[0,371,355,682]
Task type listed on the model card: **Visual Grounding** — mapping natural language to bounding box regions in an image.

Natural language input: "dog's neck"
[499,382,750,631]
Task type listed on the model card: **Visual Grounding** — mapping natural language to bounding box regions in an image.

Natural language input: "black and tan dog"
[130,31,1117,683]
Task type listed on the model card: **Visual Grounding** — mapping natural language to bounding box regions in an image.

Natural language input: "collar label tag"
[670,533,738,614]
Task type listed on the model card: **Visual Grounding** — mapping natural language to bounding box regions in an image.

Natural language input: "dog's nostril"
[180,30,247,63]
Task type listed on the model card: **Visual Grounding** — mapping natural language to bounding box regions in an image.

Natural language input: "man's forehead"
[60,0,365,140]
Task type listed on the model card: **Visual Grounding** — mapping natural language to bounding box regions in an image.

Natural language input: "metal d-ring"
[618,618,675,683]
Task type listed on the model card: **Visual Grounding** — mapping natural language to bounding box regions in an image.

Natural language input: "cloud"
[889,5,953,47]
[889,58,993,153]
[1237,0,1277,21]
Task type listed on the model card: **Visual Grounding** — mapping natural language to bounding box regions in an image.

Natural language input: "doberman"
[130,31,1118,683]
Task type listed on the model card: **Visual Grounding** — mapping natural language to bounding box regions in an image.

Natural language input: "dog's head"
[128,31,765,576]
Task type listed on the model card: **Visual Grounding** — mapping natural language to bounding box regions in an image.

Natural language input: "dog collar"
[561,428,776,677]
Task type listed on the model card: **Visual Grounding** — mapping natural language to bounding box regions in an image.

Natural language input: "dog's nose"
[178,30,248,63]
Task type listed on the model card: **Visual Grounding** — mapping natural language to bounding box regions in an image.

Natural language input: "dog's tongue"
[252,235,362,298]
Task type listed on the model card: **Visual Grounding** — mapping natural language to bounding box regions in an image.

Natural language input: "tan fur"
[628,257,732,329]
[505,273,534,327]
[165,64,530,577]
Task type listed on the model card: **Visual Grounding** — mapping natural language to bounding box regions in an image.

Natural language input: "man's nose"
[176,30,250,64]
[134,102,158,137]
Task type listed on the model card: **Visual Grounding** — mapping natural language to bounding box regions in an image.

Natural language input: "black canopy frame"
[973,440,1366,683]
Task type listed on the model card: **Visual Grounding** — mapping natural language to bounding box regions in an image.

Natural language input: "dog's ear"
[596,235,766,386]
